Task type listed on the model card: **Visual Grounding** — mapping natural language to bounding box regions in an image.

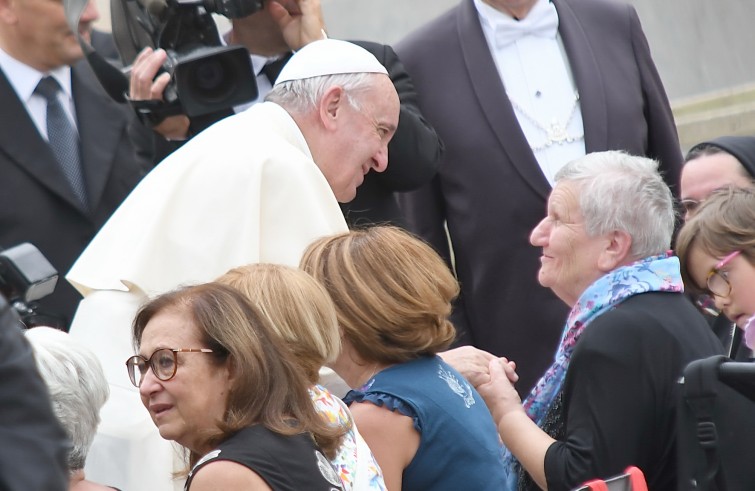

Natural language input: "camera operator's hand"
[129,47,191,141]
[268,0,327,51]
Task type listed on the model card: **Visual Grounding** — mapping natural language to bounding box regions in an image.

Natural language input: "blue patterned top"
[343,356,507,491]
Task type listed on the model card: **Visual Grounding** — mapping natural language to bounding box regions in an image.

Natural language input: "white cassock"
[66,102,348,491]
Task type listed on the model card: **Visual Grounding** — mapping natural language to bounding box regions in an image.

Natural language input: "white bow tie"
[494,2,559,48]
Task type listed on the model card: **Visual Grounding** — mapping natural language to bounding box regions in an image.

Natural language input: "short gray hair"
[265,72,378,113]
[25,327,109,472]
[555,151,676,260]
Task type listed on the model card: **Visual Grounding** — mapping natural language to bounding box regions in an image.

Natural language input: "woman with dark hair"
[127,283,345,490]
[301,226,507,491]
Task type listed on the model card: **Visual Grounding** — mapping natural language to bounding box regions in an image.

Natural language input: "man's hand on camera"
[268,0,327,51]
[129,47,190,141]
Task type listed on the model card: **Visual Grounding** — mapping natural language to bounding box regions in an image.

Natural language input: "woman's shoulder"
[310,385,352,427]
[187,426,344,491]
[188,460,272,491]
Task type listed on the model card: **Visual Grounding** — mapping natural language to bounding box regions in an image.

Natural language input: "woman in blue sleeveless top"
[301,226,508,491]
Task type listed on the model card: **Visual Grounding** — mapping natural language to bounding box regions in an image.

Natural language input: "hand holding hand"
[267,0,326,51]
[476,358,524,425]
[439,346,497,387]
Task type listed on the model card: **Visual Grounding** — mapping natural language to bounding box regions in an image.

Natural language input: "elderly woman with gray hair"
[476,151,724,490]
[25,327,119,491]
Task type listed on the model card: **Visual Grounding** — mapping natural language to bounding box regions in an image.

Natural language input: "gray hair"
[25,327,109,472]
[265,72,378,114]
[554,151,676,260]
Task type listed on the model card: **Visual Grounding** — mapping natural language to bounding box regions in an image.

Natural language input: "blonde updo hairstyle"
[300,226,458,365]
[216,263,341,384]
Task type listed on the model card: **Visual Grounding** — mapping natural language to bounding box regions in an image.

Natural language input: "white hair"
[265,72,379,114]
[24,327,109,472]
[554,151,676,260]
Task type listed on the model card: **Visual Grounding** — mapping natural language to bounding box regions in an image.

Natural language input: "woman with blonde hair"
[217,263,386,490]
[300,226,507,491]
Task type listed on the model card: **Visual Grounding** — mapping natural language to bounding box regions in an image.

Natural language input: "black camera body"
[0,243,60,329]
[152,0,261,117]
[118,0,263,120]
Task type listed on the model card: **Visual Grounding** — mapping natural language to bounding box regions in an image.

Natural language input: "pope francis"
[66,39,400,491]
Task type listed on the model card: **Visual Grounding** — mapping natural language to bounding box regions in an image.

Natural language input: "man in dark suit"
[125,0,441,227]
[396,0,682,394]
[0,295,69,491]
[0,0,148,328]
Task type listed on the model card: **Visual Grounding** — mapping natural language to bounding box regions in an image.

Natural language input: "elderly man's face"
[325,75,399,203]
[0,0,98,72]
[680,153,753,220]
[529,181,607,306]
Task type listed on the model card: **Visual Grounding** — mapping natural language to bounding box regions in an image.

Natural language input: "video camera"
[112,0,263,124]
[0,243,60,329]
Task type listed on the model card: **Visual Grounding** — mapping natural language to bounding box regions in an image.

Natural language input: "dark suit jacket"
[0,297,68,491]
[0,59,147,328]
[339,41,442,228]
[136,41,442,228]
[395,0,682,394]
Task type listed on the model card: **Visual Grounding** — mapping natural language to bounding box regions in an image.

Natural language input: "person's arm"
[268,0,327,50]
[189,460,273,491]
[627,5,682,196]
[440,346,518,387]
[543,310,670,490]
[349,401,420,491]
[477,359,555,490]
[0,298,69,491]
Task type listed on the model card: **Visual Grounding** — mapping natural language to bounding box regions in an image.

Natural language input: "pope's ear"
[598,230,632,271]
[317,85,346,130]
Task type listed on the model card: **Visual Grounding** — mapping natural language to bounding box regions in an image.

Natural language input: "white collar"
[474,0,559,48]
[0,48,73,103]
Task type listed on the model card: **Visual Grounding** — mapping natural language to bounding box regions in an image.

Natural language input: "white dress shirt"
[474,0,586,185]
[0,48,78,138]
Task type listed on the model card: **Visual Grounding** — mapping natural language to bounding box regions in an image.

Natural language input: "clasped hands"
[440,346,525,423]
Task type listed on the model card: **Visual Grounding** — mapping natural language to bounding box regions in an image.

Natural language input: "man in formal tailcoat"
[396,0,682,394]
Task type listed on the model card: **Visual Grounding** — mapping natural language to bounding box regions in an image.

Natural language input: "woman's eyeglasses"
[705,250,741,298]
[125,348,214,387]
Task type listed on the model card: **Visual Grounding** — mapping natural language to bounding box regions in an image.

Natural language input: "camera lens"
[188,57,235,103]
[174,46,257,117]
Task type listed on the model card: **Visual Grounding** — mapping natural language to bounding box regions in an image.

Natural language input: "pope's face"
[324,75,399,203]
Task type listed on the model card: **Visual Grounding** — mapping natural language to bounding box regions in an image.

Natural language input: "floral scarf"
[502,252,683,488]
